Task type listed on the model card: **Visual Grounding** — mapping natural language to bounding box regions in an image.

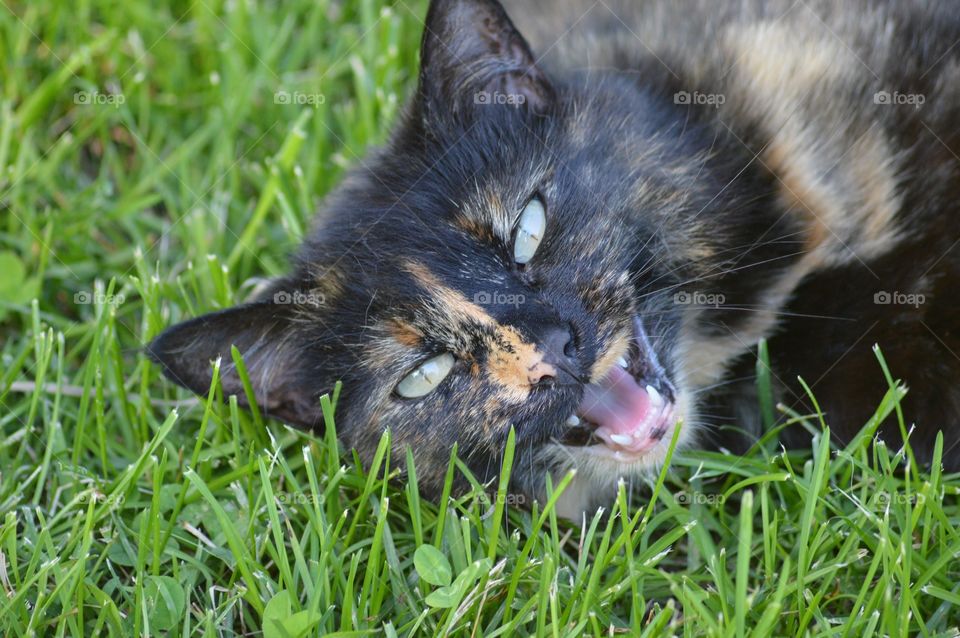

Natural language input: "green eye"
[513,197,546,264]
[396,353,455,398]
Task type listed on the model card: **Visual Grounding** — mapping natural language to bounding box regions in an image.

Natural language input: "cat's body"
[509,0,960,464]
[150,0,960,516]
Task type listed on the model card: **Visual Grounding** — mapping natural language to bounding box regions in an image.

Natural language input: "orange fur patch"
[487,325,556,403]
[589,327,631,382]
[388,319,423,348]
[453,213,495,242]
[405,260,494,325]
[404,260,554,402]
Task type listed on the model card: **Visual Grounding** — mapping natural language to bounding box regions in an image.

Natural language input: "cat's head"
[149,0,737,511]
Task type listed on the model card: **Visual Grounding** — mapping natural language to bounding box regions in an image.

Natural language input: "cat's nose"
[532,324,579,386]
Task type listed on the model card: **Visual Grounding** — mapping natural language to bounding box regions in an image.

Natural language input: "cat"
[149,0,960,517]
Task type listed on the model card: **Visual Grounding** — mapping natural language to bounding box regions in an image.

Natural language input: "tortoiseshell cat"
[150,0,960,516]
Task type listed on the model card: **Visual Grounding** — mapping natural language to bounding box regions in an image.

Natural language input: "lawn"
[1,0,959,635]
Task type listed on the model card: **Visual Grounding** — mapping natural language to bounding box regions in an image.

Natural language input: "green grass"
[1,0,959,635]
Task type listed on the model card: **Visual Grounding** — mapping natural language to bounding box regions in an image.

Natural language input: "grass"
[1,0,959,635]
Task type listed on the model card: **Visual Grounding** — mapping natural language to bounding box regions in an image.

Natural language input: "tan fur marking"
[662,22,903,392]
[723,23,902,269]
[388,319,422,348]
[487,325,556,402]
[404,260,553,402]
[453,213,495,242]
[455,188,515,247]
[405,261,495,325]
[725,23,846,95]
[764,139,836,253]
[588,327,631,382]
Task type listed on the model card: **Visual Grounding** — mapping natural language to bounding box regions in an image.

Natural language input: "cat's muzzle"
[560,316,678,461]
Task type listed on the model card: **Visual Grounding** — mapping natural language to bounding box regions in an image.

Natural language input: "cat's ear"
[147,301,322,427]
[418,0,554,118]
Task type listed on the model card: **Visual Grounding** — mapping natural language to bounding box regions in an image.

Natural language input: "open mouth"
[561,316,678,460]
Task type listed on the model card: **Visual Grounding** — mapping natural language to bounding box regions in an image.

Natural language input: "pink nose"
[528,361,557,386]
[530,326,577,386]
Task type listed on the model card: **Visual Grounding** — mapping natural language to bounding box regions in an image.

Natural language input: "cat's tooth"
[609,433,633,446]
[646,385,663,408]
[565,414,581,427]
[616,356,629,369]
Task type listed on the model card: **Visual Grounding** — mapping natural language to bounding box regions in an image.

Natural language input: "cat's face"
[150,0,715,509]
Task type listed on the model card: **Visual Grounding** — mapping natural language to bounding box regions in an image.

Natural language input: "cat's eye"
[395,352,455,398]
[513,197,546,264]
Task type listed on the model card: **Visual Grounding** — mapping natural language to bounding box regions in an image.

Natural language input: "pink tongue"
[578,366,652,435]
